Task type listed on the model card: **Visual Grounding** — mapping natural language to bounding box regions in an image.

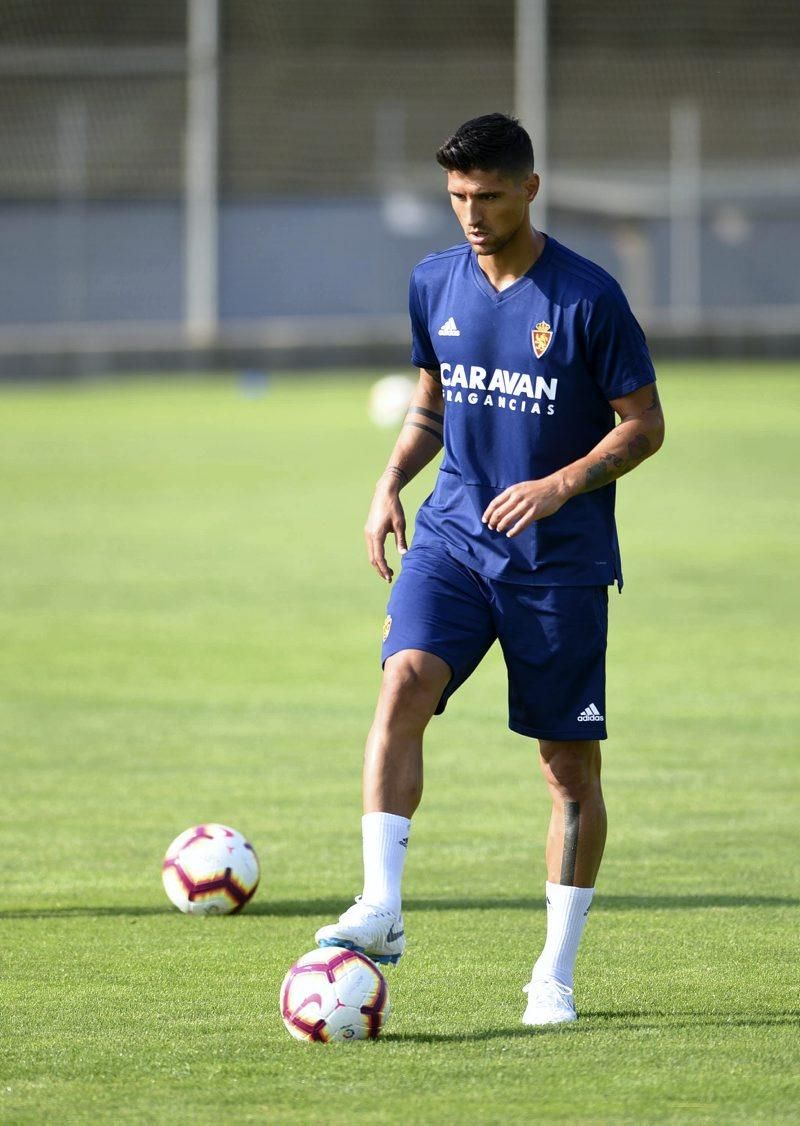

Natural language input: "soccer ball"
[162,823,260,915]
[280,947,391,1042]
[368,374,415,428]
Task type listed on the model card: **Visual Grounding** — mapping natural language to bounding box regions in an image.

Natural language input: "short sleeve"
[584,281,656,400]
[409,271,439,370]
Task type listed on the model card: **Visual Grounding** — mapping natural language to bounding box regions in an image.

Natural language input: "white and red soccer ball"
[280,946,391,1042]
[162,823,260,915]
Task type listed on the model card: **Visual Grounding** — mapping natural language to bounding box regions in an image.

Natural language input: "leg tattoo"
[560,801,581,885]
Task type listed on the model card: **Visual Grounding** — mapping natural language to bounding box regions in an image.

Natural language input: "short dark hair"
[435,113,534,179]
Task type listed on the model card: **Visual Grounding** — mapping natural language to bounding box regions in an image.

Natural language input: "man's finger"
[480,488,516,526]
[505,510,538,538]
[482,489,511,523]
[369,536,393,582]
[394,521,408,556]
[496,503,527,533]
[371,557,393,581]
[486,496,519,529]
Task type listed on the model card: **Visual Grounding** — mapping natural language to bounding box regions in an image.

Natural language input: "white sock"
[360,812,411,915]
[531,881,595,989]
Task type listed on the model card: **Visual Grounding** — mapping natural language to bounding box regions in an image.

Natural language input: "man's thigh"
[381,545,496,715]
[492,585,609,741]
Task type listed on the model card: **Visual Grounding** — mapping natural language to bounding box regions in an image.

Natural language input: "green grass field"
[1,364,799,1123]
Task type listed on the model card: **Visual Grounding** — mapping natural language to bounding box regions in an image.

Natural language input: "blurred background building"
[0,0,798,375]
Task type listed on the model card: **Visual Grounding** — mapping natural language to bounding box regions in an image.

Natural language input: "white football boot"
[315,897,406,965]
[522,977,578,1026]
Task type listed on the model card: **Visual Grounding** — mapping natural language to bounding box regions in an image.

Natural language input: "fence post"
[515,0,548,231]
[669,100,702,328]
[185,0,219,347]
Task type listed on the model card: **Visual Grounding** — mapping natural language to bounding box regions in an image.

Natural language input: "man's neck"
[477,227,546,293]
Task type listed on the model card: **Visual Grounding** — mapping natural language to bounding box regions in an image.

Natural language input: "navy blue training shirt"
[409,235,657,588]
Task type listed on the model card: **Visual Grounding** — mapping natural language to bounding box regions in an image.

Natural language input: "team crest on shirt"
[382,614,393,642]
[531,321,553,359]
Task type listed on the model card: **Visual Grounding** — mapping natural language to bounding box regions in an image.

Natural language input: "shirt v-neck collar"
[469,234,555,303]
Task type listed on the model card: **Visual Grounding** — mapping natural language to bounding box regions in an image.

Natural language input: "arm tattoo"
[385,465,409,486]
[584,432,652,491]
[423,367,442,384]
[560,801,581,885]
[645,386,662,415]
[403,420,444,443]
[407,405,444,425]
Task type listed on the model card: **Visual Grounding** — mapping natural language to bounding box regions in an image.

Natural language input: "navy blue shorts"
[381,544,609,741]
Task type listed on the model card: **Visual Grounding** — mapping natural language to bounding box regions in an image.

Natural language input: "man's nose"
[465,201,483,227]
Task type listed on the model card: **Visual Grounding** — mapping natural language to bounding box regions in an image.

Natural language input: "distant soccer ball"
[280,946,391,1042]
[368,374,415,428]
[162,823,260,915]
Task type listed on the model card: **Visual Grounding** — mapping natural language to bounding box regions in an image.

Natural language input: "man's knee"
[380,650,451,726]
[539,739,602,802]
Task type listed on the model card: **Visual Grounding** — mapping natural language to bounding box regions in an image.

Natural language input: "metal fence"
[0,0,798,373]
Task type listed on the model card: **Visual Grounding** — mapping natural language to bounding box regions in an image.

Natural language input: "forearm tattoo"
[403,420,444,443]
[385,464,409,486]
[584,431,652,491]
[560,801,581,885]
[407,405,445,425]
[644,386,662,417]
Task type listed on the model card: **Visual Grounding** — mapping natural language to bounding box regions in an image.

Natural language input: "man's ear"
[525,173,540,204]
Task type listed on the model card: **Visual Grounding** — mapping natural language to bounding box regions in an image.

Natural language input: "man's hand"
[365,477,408,582]
[482,476,568,537]
[482,385,665,539]
[363,368,444,581]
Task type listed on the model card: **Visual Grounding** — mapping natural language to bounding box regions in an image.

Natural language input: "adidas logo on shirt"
[438,317,460,336]
[577,703,604,722]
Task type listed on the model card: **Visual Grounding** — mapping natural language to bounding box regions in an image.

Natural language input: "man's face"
[446,167,539,256]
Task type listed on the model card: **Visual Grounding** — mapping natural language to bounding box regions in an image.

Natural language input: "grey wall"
[2,199,799,328]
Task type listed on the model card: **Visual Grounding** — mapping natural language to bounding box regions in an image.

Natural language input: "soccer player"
[316,113,665,1025]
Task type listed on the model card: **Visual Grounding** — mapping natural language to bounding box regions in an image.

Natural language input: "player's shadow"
[577,893,800,911]
[578,1010,800,1029]
[386,1010,800,1043]
[0,905,176,919]
[1,892,796,921]
[244,892,800,916]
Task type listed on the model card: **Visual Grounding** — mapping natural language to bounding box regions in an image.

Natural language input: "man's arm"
[482,383,665,537]
[365,368,444,581]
